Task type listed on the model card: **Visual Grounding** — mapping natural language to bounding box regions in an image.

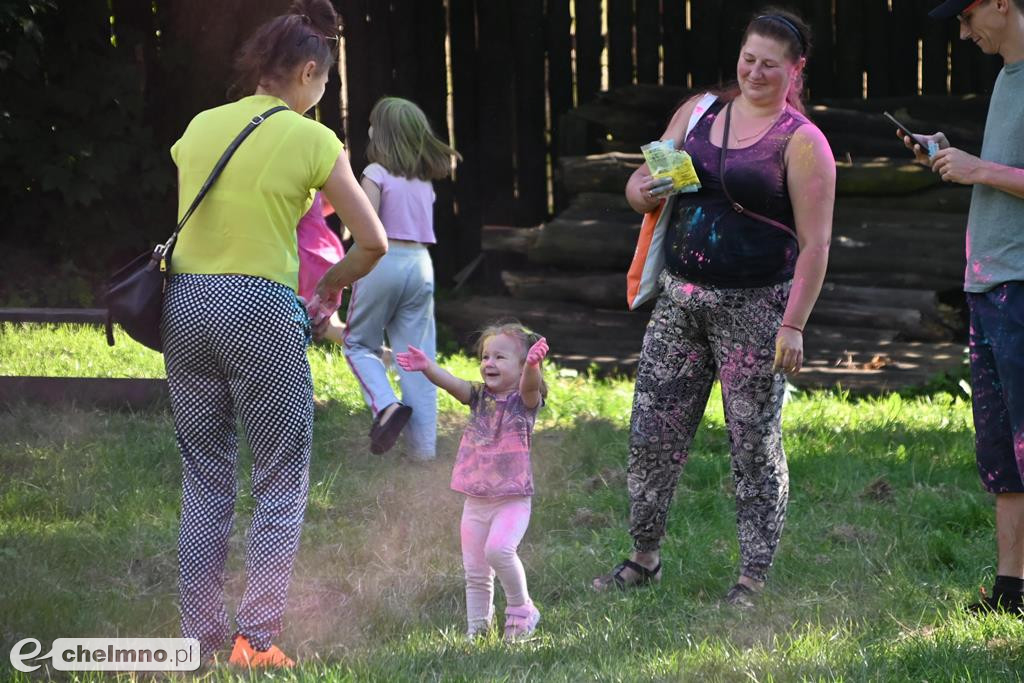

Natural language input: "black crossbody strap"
[157,105,289,258]
[719,101,799,242]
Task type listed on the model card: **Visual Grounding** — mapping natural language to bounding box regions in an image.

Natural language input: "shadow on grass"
[0,392,1010,681]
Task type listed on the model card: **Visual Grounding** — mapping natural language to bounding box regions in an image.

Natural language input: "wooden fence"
[334,0,1000,278]
[74,0,1003,281]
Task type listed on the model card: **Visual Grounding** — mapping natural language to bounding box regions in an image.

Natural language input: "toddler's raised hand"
[396,345,430,372]
[526,337,548,366]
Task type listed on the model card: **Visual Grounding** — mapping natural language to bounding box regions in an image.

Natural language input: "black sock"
[992,575,1024,601]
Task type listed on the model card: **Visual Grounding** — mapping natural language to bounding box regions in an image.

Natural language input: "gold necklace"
[731,109,784,143]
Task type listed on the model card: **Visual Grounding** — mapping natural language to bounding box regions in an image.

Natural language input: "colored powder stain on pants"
[343,242,437,459]
[627,270,790,583]
[967,282,1024,493]
[461,495,532,631]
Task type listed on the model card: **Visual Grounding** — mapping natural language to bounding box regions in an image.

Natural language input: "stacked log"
[561,83,987,160]
[437,88,978,392]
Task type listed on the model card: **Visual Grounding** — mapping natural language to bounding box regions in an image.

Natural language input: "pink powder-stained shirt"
[296,192,344,301]
[362,162,437,244]
[451,384,541,498]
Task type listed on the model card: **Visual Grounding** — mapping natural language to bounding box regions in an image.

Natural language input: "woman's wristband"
[780,323,803,334]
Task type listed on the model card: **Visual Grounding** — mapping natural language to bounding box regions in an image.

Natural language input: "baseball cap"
[928,0,983,19]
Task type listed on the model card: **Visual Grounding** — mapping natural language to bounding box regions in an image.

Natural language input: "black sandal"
[724,583,758,608]
[966,587,1024,619]
[593,559,661,591]
[369,403,412,454]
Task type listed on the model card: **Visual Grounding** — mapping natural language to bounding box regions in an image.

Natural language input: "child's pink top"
[296,192,344,301]
[451,384,540,498]
[362,162,437,244]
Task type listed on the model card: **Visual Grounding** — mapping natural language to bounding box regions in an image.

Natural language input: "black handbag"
[104,105,289,351]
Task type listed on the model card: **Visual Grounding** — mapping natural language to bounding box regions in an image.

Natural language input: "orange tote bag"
[626,93,717,310]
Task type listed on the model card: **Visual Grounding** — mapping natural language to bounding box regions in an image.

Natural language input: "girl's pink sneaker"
[503,602,540,641]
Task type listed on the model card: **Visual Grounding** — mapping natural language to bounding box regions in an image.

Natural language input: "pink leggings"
[461,495,532,629]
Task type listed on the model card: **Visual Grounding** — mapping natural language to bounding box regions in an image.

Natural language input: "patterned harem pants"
[628,270,791,583]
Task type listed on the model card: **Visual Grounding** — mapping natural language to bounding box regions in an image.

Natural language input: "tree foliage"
[0,0,174,264]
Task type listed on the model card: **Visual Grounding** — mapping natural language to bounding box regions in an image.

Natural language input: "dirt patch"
[583,466,626,492]
[570,507,613,529]
[861,477,894,503]
[828,523,877,545]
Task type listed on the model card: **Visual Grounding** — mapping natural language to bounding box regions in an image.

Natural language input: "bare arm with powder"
[359,176,382,213]
[395,346,474,405]
[316,151,388,299]
[777,123,835,373]
[900,131,1024,200]
[625,95,703,214]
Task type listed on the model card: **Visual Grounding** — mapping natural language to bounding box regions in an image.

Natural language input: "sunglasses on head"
[296,32,339,49]
[957,0,987,22]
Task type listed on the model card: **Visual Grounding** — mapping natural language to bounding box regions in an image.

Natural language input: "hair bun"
[288,0,339,38]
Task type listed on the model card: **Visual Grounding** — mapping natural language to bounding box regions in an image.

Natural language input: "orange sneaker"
[228,634,295,669]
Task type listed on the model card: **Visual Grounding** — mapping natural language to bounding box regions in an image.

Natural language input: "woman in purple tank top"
[594,8,835,607]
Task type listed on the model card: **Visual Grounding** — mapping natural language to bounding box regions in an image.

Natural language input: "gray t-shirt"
[965,59,1024,292]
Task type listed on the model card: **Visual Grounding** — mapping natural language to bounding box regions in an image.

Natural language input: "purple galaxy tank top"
[664,98,810,288]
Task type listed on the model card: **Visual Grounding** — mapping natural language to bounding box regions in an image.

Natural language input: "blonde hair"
[475,321,548,398]
[366,97,462,181]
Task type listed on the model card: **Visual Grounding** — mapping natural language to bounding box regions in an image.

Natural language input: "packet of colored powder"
[641,139,701,194]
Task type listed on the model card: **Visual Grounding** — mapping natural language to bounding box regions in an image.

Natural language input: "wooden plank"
[607,0,635,89]
[973,51,1002,95]
[806,0,836,98]
[502,270,624,308]
[719,0,758,71]
[864,0,891,96]
[500,269,959,339]
[476,0,518,222]
[809,302,952,341]
[312,0,345,138]
[513,0,550,227]
[559,153,943,197]
[450,0,484,272]
[888,0,920,97]
[0,377,168,409]
[635,0,661,84]
[389,0,419,100]
[574,0,603,105]
[318,59,343,139]
[337,0,376,176]
[436,296,964,392]
[546,0,573,209]
[835,0,866,98]
[414,0,459,280]
[0,308,107,324]
[689,0,723,86]
[950,27,975,95]
[482,226,542,254]
[920,0,950,95]
[661,0,687,87]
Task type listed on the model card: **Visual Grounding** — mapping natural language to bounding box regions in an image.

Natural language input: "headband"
[756,14,806,55]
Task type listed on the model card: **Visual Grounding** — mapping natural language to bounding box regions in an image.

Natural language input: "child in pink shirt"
[396,323,548,641]
[297,192,344,303]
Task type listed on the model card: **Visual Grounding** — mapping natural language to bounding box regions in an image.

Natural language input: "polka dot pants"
[162,274,313,657]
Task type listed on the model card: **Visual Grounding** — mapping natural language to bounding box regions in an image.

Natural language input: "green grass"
[1,323,1022,681]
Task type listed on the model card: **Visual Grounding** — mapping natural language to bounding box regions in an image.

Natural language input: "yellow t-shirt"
[169,94,343,290]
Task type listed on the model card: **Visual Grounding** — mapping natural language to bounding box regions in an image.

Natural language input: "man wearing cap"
[902,0,1024,616]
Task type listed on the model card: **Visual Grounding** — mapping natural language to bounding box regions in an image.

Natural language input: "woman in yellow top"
[163,0,386,668]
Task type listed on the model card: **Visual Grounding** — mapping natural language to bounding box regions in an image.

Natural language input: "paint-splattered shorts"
[968,282,1024,493]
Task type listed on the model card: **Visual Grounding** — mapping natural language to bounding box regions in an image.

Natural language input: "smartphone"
[882,111,918,141]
